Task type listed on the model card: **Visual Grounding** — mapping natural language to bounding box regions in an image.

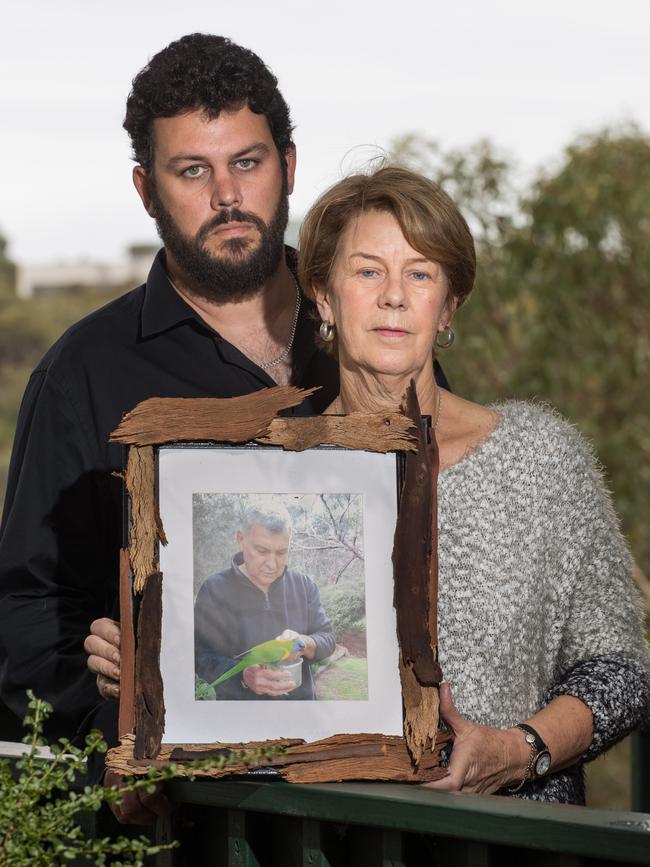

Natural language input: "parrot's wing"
[236,638,292,660]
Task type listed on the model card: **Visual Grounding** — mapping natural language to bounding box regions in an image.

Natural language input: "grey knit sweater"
[437,402,650,804]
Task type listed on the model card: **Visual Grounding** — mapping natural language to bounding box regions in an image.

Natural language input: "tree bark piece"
[108,730,451,783]
[110,387,319,445]
[392,383,443,764]
[118,549,136,738]
[259,413,416,452]
[125,446,166,593]
[134,573,165,759]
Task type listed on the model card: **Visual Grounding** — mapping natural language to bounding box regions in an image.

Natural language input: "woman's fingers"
[438,682,467,735]
[423,685,518,796]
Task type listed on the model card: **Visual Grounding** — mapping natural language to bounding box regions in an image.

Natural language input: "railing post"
[153,814,176,867]
[274,816,332,867]
[225,809,262,867]
[436,838,491,867]
[631,730,650,813]
[349,826,404,867]
[299,818,331,867]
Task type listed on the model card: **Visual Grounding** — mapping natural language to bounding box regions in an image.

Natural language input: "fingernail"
[113,668,120,679]
[113,653,120,664]
[113,634,121,647]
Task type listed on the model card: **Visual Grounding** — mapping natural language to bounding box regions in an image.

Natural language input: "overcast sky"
[2,0,649,264]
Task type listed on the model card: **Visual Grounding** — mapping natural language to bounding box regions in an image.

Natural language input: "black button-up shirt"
[0,248,448,743]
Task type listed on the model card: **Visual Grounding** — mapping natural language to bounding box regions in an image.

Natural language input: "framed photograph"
[159,445,402,745]
[107,386,448,783]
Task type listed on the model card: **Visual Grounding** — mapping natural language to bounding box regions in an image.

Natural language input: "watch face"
[535,751,551,777]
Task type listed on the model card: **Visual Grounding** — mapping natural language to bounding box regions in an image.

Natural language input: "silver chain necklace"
[259,274,302,370]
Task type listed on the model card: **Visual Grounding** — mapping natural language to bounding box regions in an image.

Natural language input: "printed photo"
[192,493,368,702]
[157,445,402,745]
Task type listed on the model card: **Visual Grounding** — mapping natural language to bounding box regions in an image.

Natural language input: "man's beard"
[150,181,289,303]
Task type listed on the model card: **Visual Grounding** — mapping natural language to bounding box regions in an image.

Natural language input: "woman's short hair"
[298,164,476,314]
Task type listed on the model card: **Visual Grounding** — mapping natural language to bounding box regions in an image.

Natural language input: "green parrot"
[209,637,306,689]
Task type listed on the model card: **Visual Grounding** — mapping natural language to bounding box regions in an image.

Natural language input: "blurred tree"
[0,230,16,298]
[292,493,364,584]
[392,124,650,582]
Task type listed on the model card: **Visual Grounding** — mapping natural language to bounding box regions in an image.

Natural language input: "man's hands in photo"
[242,629,315,695]
[275,628,316,660]
[241,664,296,696]
[84,617,122,701]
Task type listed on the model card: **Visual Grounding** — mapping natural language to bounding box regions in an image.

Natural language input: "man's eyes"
[233,158,259,171]
[411,271,431,281]
[358,268,381,279]
[181,165,208,178]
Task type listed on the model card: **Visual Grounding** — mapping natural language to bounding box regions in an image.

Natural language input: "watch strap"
[516,723,547,754]
[507,723,551,792]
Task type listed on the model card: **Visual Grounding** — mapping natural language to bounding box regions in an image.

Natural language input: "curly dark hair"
[123,33,294,170]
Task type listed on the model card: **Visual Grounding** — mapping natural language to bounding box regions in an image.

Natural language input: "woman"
[296,165,649,803]
[87,165,649,804]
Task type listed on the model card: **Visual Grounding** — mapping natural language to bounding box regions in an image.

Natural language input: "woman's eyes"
[356,269,432,281]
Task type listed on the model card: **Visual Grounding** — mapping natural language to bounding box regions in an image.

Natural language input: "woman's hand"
[422,682,527,795]
[84,618,122,701]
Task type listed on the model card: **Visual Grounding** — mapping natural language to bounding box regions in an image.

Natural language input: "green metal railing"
[3,731,650,865]
[632,731,650,814]
[157,774,650,866]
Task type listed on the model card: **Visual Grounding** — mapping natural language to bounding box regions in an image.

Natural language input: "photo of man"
[194,497,336,701]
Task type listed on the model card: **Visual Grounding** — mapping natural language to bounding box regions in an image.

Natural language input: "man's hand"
[421,682,528,795]
[275,628,316,661]
[242,664,297,696]
[104,769,174,825]
[84,618,122,701]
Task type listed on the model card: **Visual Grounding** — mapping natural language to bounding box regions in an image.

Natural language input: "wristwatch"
[508,723,551,792]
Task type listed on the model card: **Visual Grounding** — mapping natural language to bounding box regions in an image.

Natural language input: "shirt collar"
[140,249,207,339]
[140,247,310,345]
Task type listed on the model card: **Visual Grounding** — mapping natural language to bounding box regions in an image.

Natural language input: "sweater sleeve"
[546,653,650,761]
[542,413,650,754]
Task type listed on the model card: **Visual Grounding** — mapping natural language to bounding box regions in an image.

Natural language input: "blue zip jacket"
[194,552,335,700]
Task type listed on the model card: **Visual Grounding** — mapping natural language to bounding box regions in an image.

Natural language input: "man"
[0,34,332,748]
[0,34,447,752]
[194,500,335,701]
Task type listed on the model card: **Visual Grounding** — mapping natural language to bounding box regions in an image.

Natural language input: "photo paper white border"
[158,445,403,744]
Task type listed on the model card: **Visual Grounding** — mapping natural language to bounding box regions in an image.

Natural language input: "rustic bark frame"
[107,385,447,783]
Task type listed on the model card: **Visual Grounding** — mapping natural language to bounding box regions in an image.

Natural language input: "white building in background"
[16,220,304,300]
[16,244,159,299]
